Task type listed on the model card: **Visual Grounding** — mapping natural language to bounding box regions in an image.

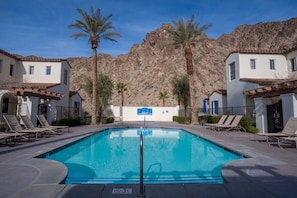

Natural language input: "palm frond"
[69,6,121,48]
[168,15,211,48]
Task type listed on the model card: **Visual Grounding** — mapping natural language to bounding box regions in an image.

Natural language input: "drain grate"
[112,188,132,194]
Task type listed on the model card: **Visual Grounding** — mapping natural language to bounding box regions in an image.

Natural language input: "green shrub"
[199,115,221,125]
[240,116,259,133]
[80,117,91,125]
[100,117,108,124]
[52,117,81,127]
[100,117,115,124]
[173,116,190,124]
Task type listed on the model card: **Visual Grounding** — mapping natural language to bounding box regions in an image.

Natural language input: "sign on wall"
[137,107,152,115]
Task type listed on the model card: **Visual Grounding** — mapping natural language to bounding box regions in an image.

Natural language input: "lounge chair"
[210,115,235,131]
[0,133,18,145]
[216,115,245,132]
[279,136,297,149]
[36,114,69,131]
[204,115,228,127]
[257,117,297,145]
[20,115,61,136]
[3,115,49,139]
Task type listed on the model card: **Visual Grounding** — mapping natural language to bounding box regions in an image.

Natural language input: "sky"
[0,0,296,58]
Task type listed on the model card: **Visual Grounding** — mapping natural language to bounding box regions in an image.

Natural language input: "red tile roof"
[224,46,297,62]
[244,79,297,98]
[0,49,69,63]
[0,83,63,100]
[240,78,287,85]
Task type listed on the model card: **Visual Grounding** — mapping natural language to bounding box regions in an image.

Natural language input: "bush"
[100,117,114,124]
[80,116,91,125]
[240,116,259,133]
[199,115,221,125]
[173,116,190,124]
[52,117,81,127]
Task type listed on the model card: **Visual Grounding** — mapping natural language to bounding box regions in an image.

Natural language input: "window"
[46,66,51,75]
[250,59,256,69]
[29,66,34,75]
[229,62,235,80]
[269,59,275,70]
[290,58,296,72]
[211,100,219,115]
[0,59,2,73]
[63,69,68,85]
[9,64,14,76]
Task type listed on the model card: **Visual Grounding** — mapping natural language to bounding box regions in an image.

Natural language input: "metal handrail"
[139,131,145,197]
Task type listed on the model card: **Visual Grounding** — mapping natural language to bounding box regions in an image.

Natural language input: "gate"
[267,100,283,133]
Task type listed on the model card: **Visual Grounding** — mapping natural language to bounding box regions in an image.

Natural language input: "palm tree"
[171,74,190,116]
[117,82,127,106]
[84,74,114,121]
[158,91,169,107]
[69,7,121,125]
[168,15,211,124]
[117,82,127,117]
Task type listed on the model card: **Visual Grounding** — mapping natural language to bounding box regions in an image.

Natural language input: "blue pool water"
[39,128,242,184]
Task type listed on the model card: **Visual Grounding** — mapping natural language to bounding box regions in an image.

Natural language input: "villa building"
[208,46,297,133]
[0,49,82,126]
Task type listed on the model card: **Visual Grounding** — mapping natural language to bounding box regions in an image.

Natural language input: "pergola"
[0,83,64,100]
[244,80,297,99]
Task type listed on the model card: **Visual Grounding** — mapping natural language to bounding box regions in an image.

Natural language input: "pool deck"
[1,121,297,198]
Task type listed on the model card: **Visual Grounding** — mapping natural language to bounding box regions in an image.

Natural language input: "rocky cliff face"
[68,18,297,114]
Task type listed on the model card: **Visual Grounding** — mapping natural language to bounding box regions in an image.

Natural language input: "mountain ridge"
[68,17,297,114]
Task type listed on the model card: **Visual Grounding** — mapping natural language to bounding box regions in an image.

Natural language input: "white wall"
[281,93,297,125]
[110,106,179,121]
[48,61,70,108]
[254,97,272,133]
[286,50,297,79]
[0,53,20,83]
[209,92,227,115]
[238,54,288,79]
[20,96,39,126]
[21,61,62,83]
[226,53,259,114]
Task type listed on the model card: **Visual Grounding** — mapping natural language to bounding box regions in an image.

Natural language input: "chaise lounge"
[36,114,69,132]
[21,115,62,136]
[216,115,245,132]
[210,115,235,131]
[3,115,49,139]
[204,115,228,127]
[257,117,297,145]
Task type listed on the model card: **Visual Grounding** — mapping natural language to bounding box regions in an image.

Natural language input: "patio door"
[267,100,283,133]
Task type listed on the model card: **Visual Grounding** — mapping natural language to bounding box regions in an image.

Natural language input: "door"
[267,100,283,133]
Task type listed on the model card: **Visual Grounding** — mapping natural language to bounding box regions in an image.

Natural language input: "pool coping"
[1,122,297,197]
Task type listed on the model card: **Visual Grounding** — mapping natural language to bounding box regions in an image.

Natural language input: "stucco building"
[208,46,297,133]
[0,49,82,126]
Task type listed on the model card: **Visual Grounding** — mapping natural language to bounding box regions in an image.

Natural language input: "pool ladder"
[139,130,145,197]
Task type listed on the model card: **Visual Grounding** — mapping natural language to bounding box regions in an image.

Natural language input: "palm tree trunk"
[185,46,198,124]
[189,74,198,124]
[91,48,98,125]
[121,92,124,106]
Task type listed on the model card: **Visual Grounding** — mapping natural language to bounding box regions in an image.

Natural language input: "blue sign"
[137,107,152,115]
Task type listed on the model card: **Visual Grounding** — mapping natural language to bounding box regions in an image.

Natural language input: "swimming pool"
[38,128,243,184]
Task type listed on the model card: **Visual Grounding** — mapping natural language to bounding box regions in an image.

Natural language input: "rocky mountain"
[68,18,297,114]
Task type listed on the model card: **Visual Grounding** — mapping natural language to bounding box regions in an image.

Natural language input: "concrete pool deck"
[1,121,297,198]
